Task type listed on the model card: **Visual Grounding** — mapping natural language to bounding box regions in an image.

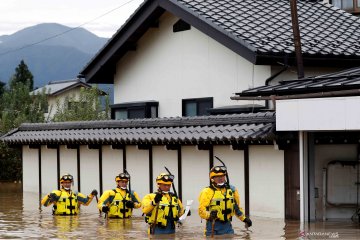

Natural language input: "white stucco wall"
[181,146,209,210]
[270,66,343,85]
[214,146,245,209]
[60,146,79,191]
[114,12,270,117]
[277,96,360,131]
[102,145,124,192]
[23,146,39,193]
[41,146,57,194]
[79,146,100,195]
[24,142,287,218]
[126,145,150,215]
[152,146,178,192]
[249,145,284,218]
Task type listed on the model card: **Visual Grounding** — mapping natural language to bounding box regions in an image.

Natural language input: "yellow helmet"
[209,166,227,179]
[60,174,74,183]
[115,172,130,182]
[156,173,174,185]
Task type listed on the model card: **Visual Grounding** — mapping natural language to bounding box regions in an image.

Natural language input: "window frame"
[182,97,213,117]
[331,0,360,14]
[111,101,159,120]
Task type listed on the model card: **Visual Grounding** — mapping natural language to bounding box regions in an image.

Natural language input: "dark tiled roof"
[235,67,360,96]
[176,0,360,58]
[81,0,360,83]
[0,112,276,145]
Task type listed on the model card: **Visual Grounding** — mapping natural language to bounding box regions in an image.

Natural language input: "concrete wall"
[114,12,270,117]
[249,145,284,218]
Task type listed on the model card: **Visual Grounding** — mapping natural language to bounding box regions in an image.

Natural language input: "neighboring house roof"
[80,0,360,83]
[31,79,106,96]
[0,112,276,145]
[233,66,360,98]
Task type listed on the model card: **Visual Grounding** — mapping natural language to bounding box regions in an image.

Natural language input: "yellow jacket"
[142,192,184,224]
[41,189,94,215]
[198,185,246,221]
[97,188,141,211]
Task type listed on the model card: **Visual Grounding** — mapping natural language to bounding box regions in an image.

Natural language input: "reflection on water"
[1,182,360,239]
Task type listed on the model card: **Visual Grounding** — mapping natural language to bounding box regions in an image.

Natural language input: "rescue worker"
[41,173,98,215]
[97,172,141,218]
[198,166,252,236]
[142,173,184,235]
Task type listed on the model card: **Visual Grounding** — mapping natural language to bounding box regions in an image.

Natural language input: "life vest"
[207,186,235,222]
[53,190,79,215]
[145,193,180,228]
[108,189,133,218]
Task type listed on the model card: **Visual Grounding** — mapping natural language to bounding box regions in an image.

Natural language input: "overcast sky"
[0,0,144,38]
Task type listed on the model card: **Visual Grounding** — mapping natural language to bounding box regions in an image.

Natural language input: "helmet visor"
[211,166,227,173]
[116,173,130,181]
[159,174,174,183]
[61,175,73,181]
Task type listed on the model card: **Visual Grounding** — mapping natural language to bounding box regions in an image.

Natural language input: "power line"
[0,0,139,57]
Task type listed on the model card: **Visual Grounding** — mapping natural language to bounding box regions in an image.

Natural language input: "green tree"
[0,81,5,96]
[0,62,46,181]
[9,60,34,91]
[52,86,110,122]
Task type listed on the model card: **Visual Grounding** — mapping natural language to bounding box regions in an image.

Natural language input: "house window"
[332,0,360,13]
[111,101,158,120]
[182,97,213,117]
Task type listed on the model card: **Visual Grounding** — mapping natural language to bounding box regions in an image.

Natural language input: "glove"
[154,193,162,203]
[208,210,217,221]
[49,193,58,202]
[125,201,134,208]
[102,206,109,213]
[243,217,252,227]
[91,189,98,196]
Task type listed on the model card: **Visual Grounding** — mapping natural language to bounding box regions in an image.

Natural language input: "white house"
[31,79,106,120]
[2,0,360,221]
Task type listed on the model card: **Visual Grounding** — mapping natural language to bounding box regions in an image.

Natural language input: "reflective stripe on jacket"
[109,189,133,218]
[198,184,246,222]
[142,193,183,228]
[207,187,234,222]
[98,188,141,218]
[53,190,79,215]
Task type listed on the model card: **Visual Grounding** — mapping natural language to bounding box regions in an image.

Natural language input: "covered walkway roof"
[1,112,276,146]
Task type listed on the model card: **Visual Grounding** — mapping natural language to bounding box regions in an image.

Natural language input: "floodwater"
[1,183,359,239]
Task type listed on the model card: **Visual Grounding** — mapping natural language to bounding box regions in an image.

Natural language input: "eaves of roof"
[235,66,360,97]
[0,112,276,146]
[80,0,360,84]
[50,82,92,96]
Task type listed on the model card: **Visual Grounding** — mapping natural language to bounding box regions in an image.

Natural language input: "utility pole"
[290,0,304,79]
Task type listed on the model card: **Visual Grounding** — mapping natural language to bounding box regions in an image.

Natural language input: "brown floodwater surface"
[0,182,359,239]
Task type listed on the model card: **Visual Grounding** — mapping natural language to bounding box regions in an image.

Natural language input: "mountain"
[0,23,108,89]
